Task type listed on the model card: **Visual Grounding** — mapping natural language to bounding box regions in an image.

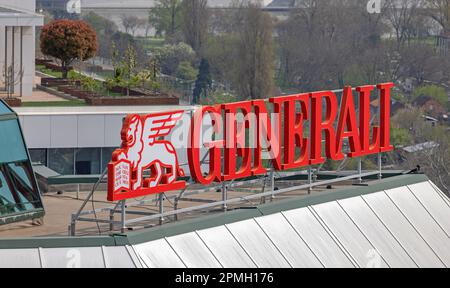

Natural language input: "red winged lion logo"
[108,111,186,201]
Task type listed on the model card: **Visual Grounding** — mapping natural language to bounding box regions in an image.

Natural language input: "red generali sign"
[108,83,394,201]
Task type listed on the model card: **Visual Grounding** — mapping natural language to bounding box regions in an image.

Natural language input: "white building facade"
[0,0,43,97]
[14,105,199,176]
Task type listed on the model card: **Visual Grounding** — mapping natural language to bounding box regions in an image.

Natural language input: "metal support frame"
[68,163,383,236]
[159,193,164,225]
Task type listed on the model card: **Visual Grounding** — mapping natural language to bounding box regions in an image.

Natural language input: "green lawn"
[137,37,165,51]
[36,64,63,78]
[22,100,87,107]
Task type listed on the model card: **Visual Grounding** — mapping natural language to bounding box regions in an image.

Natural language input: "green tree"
[155,42,196,75]
[40,19,98,78]
[175,61,198,81]
[412,85,448,106]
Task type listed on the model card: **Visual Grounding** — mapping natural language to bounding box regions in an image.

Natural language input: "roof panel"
[385,187,450,266]
[133,239,185,268]
[254,213,323,268]
[0,248,41,268]
[363,192,445,268]
[226,219,291,268]
[165,232,222,268]
[196,226,256,268]
[338,197,417,267]
[41,247,105,268]
[102,246,137,268]
[282,208,355,268]
[428,181,450,205]
[312,202,389,268]
[407,182,450,236]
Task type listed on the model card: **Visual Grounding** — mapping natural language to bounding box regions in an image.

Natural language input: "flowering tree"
[40,19,98,78]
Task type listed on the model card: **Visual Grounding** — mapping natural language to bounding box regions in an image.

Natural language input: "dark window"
[101,147,117,172]
[48,148,74,175]
[75,148,101,175]
[29,149,47,166]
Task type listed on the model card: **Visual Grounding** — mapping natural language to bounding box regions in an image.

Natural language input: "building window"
[29,149,47,166]
[48,148,75,175]
[101,147,117,172]
[75,148,101,175]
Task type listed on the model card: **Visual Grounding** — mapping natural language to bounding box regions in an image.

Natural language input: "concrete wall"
[0,26,36,97]
[0,0,39,97]
[0,0,36,11]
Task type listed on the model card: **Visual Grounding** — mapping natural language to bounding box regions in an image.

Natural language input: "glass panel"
[29,149,47,165]
[0,162,42,216]
[363,192,445,268]
[0,101,13,114]
[75,148,101,175]
[48,148,74,175]
[6,162,42,208]
[0,167,20,215]
[101,147,117,172]
[0,120,27,163]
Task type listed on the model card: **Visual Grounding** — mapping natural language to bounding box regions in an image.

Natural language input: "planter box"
[86,94,180,106]
[2,98,21,107]
[58,85,98,99]
[36,59,52,65]
[110,86,145,96]
[41,78,81,87]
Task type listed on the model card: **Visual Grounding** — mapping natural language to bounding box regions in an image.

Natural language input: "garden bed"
[37,60,180,106]
[85,93,180,106]
[1,98,21,107]
[41,78,180,105]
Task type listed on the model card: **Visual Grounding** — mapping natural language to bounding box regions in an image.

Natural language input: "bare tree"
[3,64,24,99]
[399,42,449,85]
[393,108,450,196]
[235,1,275,99]
[181,0,209,52]
[387,0,424,49]
[121,15,141,36]
[425,0,450,32]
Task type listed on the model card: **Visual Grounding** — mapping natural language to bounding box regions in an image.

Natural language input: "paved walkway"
[0,76,68,102]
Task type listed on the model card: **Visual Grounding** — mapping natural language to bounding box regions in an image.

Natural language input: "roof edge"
[0,174,429,249]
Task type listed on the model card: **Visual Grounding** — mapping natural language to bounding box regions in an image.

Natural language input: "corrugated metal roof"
[0,176,449,268]
[132,180,449,268]
[0,246,141,268]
